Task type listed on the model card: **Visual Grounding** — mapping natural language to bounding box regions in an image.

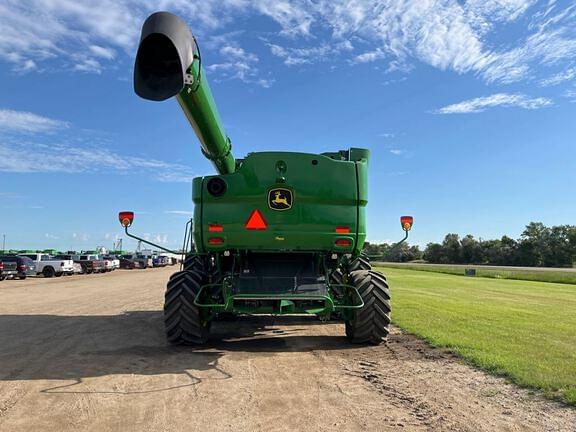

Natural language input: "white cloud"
[72,232,90,241]
[164,210,194,216]
[45,233,59,240]
[353,49,386,64]
[268,41,353,66]
[206,34,272,87]
[142,232,169,244]
[539,67,576,86]
[435,93,553,114]
[378,133,395,138]
[0,109,69,133]
[564,88,576,101]
[89,45,116,60]
[0,0,575,88]
[389,149,404,155]
[0,109,194,182]
[466,0,537,23]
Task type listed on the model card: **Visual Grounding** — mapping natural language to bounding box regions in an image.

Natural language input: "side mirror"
[400,215,413,232]
[118,211,134,228]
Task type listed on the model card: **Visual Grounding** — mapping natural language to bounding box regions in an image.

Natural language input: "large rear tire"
[346,270,391,345]
[164,270,211,345]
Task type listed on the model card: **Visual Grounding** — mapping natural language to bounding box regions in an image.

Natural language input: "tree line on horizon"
[363,222,576,268]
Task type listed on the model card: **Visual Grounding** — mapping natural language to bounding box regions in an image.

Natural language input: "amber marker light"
[400,215,414,232]
[119,211,134,228]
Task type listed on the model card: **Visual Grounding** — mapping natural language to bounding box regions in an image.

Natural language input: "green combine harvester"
[120,12,413,346]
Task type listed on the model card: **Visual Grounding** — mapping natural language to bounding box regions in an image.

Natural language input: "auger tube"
[134,11,235,174]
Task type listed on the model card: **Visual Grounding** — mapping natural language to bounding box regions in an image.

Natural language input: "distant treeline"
[364,222,576,268]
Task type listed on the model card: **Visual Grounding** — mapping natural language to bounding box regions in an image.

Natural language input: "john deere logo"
[268,188,293,211]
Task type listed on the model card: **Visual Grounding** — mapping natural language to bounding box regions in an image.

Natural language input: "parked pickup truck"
[58,254,106,274]
[0,259,18,280]
[21,253,75,277]
[101,255,120,271]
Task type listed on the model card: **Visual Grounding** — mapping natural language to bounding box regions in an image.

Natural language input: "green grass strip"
[378,262,576,285]
[378,266,576,405]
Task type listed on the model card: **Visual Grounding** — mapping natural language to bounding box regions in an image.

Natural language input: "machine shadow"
[0,311,357,383]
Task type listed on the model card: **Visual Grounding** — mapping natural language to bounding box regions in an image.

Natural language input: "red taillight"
[335,239,352,247]
[209,224,223,232]
[0,262,3,270]
[208,237,224,245]
[245,210,267,230]
[335,226,350,234]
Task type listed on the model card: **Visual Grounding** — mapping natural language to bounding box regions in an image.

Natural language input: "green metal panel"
[193,150,369,253]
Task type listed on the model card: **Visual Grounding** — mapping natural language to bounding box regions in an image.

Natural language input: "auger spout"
[134,11,235,174]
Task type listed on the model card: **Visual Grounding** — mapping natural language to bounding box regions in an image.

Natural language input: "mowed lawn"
[378,267,576,405]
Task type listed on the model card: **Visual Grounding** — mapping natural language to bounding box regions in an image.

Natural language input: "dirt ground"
[1,267,575,432]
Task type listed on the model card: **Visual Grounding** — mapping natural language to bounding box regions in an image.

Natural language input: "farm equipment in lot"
[121,11,412,345]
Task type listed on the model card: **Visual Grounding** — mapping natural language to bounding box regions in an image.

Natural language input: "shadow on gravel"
[0,311,358,386]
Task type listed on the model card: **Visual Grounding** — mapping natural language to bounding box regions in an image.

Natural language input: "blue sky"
[1,0,575,252]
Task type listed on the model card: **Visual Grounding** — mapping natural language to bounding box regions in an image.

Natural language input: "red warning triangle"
[245,209,268,230]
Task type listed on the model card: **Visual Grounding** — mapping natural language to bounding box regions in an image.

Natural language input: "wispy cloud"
[45,233,59,240]
[0,108,194,182]
[564,88,576,102]
[206,36,273,87]
[267,40,353,66]
[0,138,195,182]
[164,210,194,216]
[539,67,576,86]
[1,0,575,89]
[142,233,169,244]
[72,232,90,242]
[389,149,404,156]
[0,109,69,133]
[435,93,553,114]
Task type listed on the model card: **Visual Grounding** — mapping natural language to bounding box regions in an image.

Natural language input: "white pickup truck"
[101,255,120,270]
[21,253,75,277]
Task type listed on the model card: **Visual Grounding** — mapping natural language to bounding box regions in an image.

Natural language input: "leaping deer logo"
[272,191,289,206]
[269,188,292,210]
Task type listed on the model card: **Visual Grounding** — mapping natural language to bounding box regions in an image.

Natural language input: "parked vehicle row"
[0,252,177,281]
[1,254,40,279]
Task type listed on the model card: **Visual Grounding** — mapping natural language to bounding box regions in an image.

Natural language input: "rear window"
[41,255,51,261]
[80,255,89,260]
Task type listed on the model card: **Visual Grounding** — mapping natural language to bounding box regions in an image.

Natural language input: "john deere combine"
[122,12,412,345]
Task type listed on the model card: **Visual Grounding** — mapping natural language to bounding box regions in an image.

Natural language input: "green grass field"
[378,262,576,285]
[378,267,576,405]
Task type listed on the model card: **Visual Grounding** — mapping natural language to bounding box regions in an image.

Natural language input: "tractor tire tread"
[164,270,210,345]
[346,270,391,345]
